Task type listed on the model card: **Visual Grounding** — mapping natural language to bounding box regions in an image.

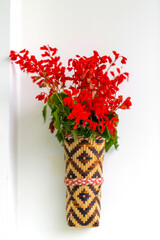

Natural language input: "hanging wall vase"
[10,46,132,228]
[64,135,105,227]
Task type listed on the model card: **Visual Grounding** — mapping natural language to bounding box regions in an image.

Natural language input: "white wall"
[0,1,10,240]
[12,0,160,239]
[9,0,22,239]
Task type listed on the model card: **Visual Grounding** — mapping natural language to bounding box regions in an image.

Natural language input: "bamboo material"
[64,135,105,227]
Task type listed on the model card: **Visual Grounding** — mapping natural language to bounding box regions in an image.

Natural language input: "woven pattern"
[64,177,104,186]
[64,136,105,227]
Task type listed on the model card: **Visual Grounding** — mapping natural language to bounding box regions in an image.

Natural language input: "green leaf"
[42,105,47,123]
[47,98,54,109]
[60,92,68,100]
[62,119,75,126]
[92,131,96,141]
[56,131,63,143]
[100,126,110,140]
[52,93,63,108]
[113,134,119,149]
[84,128,92,138]
[62,121,71,131]
[114,140,119,149]
[51,106,58,116]
[64,105,70,115]
[105,139,114,152]
[53,109,61,131]
[47,93,64,110]
[73,130,78,142]
[105,130,119,152]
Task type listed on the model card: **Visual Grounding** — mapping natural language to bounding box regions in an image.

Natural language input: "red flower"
[64,89,71,96]
[68,104,91,129]
[87,120,99,131]
[9,46,132,146]
[119,97,132,109]
[63,89,75,109]
[35,92,47,103]
[112,51,119,60]
[63,97,74,109]
[69,86,79,96]
[121,57,127,64]
[10,50,18,61]
[50,123,55,133]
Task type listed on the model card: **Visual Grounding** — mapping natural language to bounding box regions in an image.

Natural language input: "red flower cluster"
[62,50,131,136]
[10,45,132,138]
[10,46,67,103]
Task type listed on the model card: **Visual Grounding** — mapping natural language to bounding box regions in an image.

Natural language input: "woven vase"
[64,135,105,227]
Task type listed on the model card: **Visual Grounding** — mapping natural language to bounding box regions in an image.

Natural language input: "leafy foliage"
[42,91,120,150]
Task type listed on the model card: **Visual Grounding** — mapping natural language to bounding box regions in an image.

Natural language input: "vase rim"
[65,134,105,141]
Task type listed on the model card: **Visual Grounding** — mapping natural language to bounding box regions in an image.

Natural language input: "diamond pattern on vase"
[66,185,101,227]
[77,151,92,165]
[64,136,105,227]
[78,191,91,204]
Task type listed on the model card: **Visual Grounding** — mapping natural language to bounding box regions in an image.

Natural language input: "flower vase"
[64,135,105,227]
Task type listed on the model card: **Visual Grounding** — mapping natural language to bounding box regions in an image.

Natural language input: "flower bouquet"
[10,45,132,227]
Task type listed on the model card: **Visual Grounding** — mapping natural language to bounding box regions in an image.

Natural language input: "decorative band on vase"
[64,135,105,227]
[64,177,104,186]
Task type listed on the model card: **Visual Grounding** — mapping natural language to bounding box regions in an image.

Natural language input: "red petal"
[50,123,55,133]
[69,86,79,95]
[112,51,119,60]
[108,56,112,64]
[41,51,50,57]
[124,72,129,78]
[20,49,26,53]
[40,45,48,50]
[68,58,72,66]
[110,71,115,77]
[93,50,99,56]
[117,68,120,74]
[64,89,71,96]
[119,97,132,109]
